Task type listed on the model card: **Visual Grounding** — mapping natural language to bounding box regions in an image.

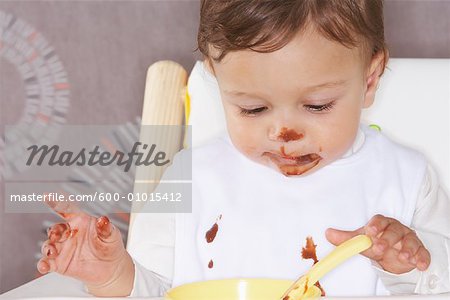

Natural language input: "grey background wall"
[385,0,450,58]
[1,0,449,294]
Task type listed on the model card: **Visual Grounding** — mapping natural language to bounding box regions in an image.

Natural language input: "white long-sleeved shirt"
[127,128,450,297]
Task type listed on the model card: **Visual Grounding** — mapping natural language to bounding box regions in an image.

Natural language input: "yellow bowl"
[165,278,321,300]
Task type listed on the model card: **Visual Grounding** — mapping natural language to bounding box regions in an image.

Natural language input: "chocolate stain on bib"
[205,214,222,268]
[302,237,326,296]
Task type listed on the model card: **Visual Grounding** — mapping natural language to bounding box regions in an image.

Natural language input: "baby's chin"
[281,162,321,176]
[241,148,327,177]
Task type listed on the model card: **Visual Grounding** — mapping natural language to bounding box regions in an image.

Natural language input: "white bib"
[173,125,427,296]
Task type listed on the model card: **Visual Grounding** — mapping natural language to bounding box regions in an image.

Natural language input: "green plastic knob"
[369,124,381,131]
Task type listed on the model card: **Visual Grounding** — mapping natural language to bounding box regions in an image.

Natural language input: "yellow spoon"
[280,235,373,300]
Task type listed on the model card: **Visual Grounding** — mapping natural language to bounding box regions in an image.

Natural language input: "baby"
[37,0,450,297]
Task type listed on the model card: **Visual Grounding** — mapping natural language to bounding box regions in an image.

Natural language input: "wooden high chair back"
[128,61,188,237]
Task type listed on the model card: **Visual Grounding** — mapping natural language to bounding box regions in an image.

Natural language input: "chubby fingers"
[96,216,114,241]
[45,198,82,221]
[47,223,71,243]
[398,231,421,263]
[37,253,58,274]
[366,214,431,271]
[37,238,63,274]
[41,240,61,259]
[415,246,431,271]
[399,231,430,271]
[37,222,74,275]
[326,227,382,260]
[365,214,400,239]
[325,227,365,246]
[37,258,51,274]
[366,215,408,255]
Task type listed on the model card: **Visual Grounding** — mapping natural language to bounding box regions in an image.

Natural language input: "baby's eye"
[239,106,268,116]
[304,101,335,112]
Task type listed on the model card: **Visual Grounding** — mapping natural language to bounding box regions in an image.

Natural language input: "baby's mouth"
[263,152,322,175]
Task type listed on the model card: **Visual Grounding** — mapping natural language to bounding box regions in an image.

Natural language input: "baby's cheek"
[229,129,267,160]
[230,134,252,153]
[240,145,262,160]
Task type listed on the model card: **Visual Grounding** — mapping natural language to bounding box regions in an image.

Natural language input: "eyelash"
[239,106,268,116]
[239,101,335,116]
[304,101,335,112]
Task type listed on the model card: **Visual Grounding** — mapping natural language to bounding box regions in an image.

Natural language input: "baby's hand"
[37,201,133,296]
[326,214,431,274]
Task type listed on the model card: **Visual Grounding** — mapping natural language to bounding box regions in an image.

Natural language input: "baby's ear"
[363,50,388,108]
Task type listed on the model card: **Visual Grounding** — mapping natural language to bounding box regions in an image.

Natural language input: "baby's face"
[211,28,383,176]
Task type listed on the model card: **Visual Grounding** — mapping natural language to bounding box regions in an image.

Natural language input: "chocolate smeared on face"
[301,236,326,296]
[264,146,322,176]
[282,160,321,176]
[278,127,304,142]
[280,146,321,164]
[294,153,321,165]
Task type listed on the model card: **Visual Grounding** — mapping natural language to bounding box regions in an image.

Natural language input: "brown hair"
[198,0,388,69]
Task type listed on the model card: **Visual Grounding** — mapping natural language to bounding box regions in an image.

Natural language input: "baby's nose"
[269,127,304,142]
